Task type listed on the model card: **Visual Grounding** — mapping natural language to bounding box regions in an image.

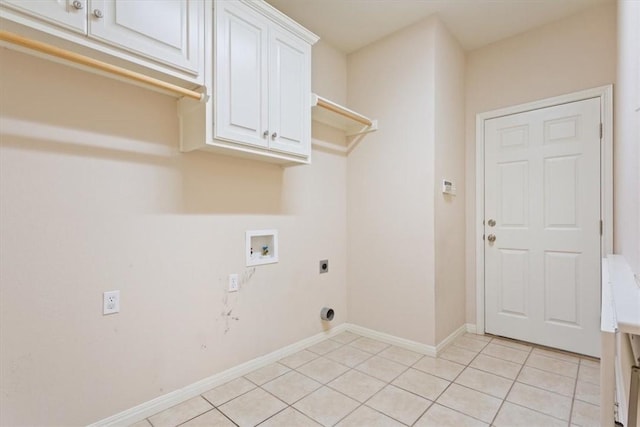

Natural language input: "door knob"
[488,219,496,227]
[487,234,496,242]
[271,132,278,140]
[263,130,269,138]
[72,0,83,9]
[93,9,103,18]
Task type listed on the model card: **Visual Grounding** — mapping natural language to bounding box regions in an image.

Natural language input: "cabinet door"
[214,1,269,148]
[268,27,311,157]
[88,0,201,75]
[1,0,86,33]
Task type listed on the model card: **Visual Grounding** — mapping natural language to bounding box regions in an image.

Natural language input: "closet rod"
[0,30,206,101]
[315,97,373,126]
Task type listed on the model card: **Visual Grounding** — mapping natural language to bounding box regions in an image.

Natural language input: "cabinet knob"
[72,0,83,10]
[271,132,277,140]
[93,9,103,18]
[263,130,269,138]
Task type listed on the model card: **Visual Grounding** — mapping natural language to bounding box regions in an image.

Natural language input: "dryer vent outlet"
[320,307,334,321]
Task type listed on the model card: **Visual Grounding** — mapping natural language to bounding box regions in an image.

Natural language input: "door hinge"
[600,220,603,235]
[482,234,485,241]
[600,123,603,140]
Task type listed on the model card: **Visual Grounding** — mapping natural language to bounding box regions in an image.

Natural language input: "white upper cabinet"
[214,1,269,148]
[89,0,200,74]
[268,26,310,156]
[179,0,318,165]
[0,0,204,83]
[1,0,86,33]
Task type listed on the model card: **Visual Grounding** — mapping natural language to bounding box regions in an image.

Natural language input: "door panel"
[1,0,86,33]
[268,27,310,156]
[499,125,529,149]
[214,1,268,148]
[89,0,200,73]
[544,251,580,326]
[499,161,528,227]
[485,97,601,357]
[498,249,529,317]
[544,156,579,228]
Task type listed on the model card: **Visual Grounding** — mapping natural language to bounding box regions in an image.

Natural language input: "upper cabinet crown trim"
[240,0,319,45]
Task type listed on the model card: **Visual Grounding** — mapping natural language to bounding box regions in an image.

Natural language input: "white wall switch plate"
[228,274,239,292]
[103,290,120,315]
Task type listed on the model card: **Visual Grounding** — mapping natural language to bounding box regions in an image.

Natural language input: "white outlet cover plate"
[103,290,120,315]
[228,274,239,292]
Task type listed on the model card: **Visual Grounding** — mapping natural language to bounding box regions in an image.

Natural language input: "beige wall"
[464,3,617,324]
[312,40,348,106]
[346,17,466,346]
[433,21,466,343]
[311,41,349,147]
[0,42,348,425]
[347,17,437,345]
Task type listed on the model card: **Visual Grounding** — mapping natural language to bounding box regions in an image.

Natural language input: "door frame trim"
[475,85,613,334]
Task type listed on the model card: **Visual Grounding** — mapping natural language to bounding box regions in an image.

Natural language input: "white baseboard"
[345,322,471,357]
[92,322,475,426]
[345,324,437,357]
[91,323,348,427]
[465,323,478,334]
[435,324,467,355]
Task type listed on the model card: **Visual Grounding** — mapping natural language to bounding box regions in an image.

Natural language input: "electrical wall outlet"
[319,260,329,274]
[228,273,239,292]
[103,290,120,315]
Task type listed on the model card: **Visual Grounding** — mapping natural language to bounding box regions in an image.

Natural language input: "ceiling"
[265,0,612,53]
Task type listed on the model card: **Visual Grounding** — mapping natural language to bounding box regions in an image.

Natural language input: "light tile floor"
[134,332,601,427]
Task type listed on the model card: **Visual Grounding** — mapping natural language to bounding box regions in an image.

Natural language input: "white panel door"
[1,0,86,33]
[88,0,200,74]
[268,27,311,156]
[484,97,601,357]
[214,1,269,148]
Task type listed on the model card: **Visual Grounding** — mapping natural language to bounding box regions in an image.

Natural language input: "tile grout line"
[409,336,493,426]
[504,344,583,423]
[503,401,574,425]
[366,356,434,426]
[486,337,532,426]
[567,359,582,426]
[245,360,332,426]
[305,335,444,426]
[425,335,528,425]
[215,381,288,426]
[178,407,239,427]
[326,340,421,426]
[159,333,597,427]
[514,374,579,399]
[206,339,354,427]
[489,340,589,425]
[263,335,396,426]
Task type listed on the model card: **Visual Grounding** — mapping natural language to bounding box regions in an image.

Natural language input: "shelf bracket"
[311,93,378,138]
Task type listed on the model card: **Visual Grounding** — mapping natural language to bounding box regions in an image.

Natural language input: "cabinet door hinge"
[600,123,603,140]
[600,220,603,236]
